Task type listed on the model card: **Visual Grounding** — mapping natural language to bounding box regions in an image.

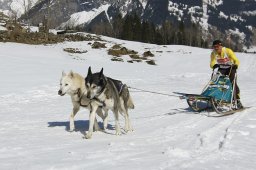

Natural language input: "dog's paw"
[124,129,133,133]
[115,130,122,136]
[103,121,108,130]
[124,126,134,133]
[129,126,134,132]
[124,128,129,133]
[93,127,103,132]
[85,132,92,139]
[69,127,75,132]
[69,124,75,132]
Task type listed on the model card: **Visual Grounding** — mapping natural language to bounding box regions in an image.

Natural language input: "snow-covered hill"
[1,0,255,47]
[0,0,39,17]
[1,36,256,170]
[15,0,256,46]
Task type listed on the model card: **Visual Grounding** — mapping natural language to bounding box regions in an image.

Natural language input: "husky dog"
[58,71,107,132]
[85,67,134,139]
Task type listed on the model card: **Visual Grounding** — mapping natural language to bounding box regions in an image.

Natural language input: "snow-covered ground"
[0,36,256,170]
[245,46,256,53]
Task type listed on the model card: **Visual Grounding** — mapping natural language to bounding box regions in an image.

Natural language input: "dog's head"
[58,71,75,96]
[85,67,107,99]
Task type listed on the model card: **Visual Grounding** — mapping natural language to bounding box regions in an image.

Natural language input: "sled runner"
[174,64,245,116]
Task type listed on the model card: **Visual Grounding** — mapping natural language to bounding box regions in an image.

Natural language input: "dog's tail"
[127,95,135,109]
[123,85,135,109]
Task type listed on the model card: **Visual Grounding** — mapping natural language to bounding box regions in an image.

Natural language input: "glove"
[232,65,238,69]
[213,64,219,69]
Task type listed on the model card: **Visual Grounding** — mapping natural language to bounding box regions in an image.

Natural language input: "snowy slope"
[0,36,256,170]
[0,0,39,17]
[59,4,111,29]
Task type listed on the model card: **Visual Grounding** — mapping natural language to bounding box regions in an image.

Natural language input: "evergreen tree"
[155,29,164,45]
[132,14,142,42]
[141,21,151,43]
[141,21,156,44]
[178,21,186,45]
[161,20,172,44]
[112,13,123,38]
[111,13,213,49]
[149,23,156,43]
[121,15,133,40]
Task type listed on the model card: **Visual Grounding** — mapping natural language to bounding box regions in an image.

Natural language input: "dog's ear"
[62,71,66,76]
[99,68,104,78]
[87,66,92,77]
[69,70,74,78]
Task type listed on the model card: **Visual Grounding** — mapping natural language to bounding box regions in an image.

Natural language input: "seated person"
[210,40,243,109]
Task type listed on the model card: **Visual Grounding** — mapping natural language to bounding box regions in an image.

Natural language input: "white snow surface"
[59,4,110,29]
[138,0,147,9]
[245,46,256,53]
[5,0,38,17]
[1,35,256,170]
[242,10,256,16]
[0,25,7,30]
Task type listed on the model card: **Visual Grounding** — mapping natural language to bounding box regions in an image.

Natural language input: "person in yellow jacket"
[210,40,243,109]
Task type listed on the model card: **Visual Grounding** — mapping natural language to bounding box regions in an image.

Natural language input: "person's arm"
[210,52,216,68]
[227,48,240,67]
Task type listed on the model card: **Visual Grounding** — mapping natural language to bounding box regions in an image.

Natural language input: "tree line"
[105,13,209,48]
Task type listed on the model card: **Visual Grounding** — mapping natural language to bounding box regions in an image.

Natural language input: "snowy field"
[0,36,256,170]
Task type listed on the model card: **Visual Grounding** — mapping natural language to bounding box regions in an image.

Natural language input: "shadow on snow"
[47,120,115,135]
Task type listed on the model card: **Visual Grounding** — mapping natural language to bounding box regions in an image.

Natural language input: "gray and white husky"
[58,71,107,132]
[85,67,135,138]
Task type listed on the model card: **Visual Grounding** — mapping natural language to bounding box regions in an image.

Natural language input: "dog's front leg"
[85,103,98,139]
[96,108,109,130]
[70,105,80,131]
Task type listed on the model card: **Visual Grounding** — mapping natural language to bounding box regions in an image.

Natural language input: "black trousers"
[218,67,240,100]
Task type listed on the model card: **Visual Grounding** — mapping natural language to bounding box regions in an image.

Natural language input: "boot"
[236,99,244,109]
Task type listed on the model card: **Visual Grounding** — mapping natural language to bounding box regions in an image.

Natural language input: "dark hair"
[212,40,222,46]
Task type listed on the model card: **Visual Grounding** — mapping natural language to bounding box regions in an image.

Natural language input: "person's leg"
[229,68,243,108]
[229,68,240,99]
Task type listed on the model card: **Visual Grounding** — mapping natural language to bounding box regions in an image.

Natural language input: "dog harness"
[109,78,125,94]
[114,82,125,94]
[92,78,125,107]
[74,88,90,107]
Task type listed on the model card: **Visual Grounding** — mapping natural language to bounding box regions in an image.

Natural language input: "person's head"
[212,40,222,54]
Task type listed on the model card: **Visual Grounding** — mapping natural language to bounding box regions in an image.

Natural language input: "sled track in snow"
[144,106,253,169]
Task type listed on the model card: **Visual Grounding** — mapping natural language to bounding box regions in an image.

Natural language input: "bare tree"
[22,0,33,30]
[9,9,18,24]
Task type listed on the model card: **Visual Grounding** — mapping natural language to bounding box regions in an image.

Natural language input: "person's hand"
[213,64,219,69]
[232,65,238,69]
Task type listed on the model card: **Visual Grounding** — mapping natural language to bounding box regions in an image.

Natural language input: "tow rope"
[128,86,178,97]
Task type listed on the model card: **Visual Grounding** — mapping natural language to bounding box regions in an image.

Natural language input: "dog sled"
[174,64,246,116]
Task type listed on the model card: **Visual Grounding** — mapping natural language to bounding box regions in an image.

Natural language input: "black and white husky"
[58,71,107,132]
[85,67,135,139]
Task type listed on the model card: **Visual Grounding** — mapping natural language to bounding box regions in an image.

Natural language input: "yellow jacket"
[210,47,240,68]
